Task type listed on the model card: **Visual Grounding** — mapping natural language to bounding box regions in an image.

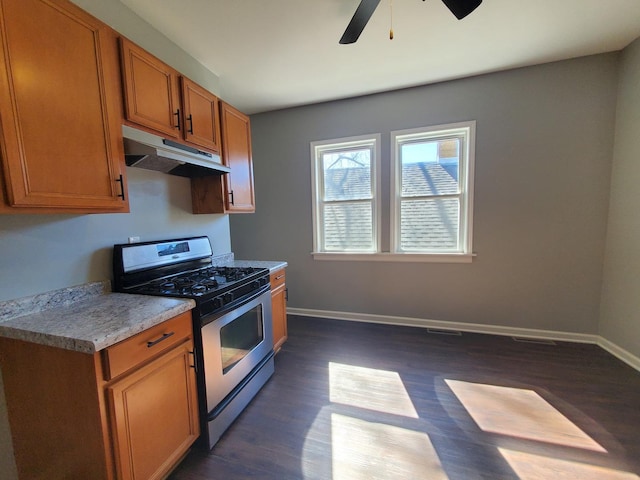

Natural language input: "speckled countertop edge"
[0,282,194,354]
[229,260,288,272]
[210,252,287,273]
[210,252,235,266]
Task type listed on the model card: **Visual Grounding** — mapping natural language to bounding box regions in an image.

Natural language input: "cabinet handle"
[285,287,289,302]
[116,174,125,201]
[229,190,235,205]
[275,274,285,280]
[187,114,194,134]
[147,331,174,348]
[174,109,181,130]
[188,350,197,371]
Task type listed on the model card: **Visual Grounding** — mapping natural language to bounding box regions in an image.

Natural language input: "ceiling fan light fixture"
[441,0,483,20]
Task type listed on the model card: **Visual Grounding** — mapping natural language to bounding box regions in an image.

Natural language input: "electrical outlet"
[128,236,140,244]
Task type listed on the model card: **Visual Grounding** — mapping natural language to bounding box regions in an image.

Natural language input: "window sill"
[311,252,475,263]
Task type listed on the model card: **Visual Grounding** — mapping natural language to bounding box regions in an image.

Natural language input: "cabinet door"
[191,102,256,214]
[0,337,112,480]
[108,339,199,480]
[120,37,181,140]
[270,269,287,352]
[220,102,255,212]
[0,0,128,211]
[181,76,221,153]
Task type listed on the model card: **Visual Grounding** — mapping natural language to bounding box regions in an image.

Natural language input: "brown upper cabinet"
[191,102,256,214]
[181,76,222,153]
[119,38,222,155]
[220,102,256,213]
[119,37,181,140]
[0,0,129,214]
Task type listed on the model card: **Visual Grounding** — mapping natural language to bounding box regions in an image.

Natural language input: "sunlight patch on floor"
[498,448,639,480]
[329,362,418,418]
[331,413,448,480]
[445,379,606,452]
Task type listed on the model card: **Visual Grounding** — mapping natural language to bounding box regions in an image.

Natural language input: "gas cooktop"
[126,265,268,298]
[112,237,270,311]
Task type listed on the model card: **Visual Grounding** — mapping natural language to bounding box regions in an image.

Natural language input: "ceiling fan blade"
[339,0,382,44]
[441,0,482,20]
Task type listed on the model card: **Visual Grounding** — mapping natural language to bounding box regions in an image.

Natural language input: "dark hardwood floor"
[170,315,640,480]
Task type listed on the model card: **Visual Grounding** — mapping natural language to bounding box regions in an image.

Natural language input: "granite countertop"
[208,254,287,273]
[230,260,288,272]
[0,282,195,354]
[0,258,286,355]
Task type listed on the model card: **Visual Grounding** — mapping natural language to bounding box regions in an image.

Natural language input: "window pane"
[323,202,373,251]
[401,140,459,197]
[437,139,460,181]
[400,198,459,250]
[323,149,371,201]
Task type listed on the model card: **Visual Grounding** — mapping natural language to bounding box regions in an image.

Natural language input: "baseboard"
[597,337,640,372]
[287,307,640,372]
[287,307,599,343]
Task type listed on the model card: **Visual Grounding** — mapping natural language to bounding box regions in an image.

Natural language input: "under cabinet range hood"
[122,125,231,178]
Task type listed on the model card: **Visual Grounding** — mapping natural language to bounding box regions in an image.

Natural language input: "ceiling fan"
[339,0,482,44]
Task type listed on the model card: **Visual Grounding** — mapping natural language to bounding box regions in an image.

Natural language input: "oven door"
[200,287,273,413]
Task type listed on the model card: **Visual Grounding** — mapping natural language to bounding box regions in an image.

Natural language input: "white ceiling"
[120,0,640,114]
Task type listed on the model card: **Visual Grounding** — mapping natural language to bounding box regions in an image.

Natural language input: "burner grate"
[124,265,267,299]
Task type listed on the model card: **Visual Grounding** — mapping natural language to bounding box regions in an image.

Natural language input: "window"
[311,122,475,262]
[391,121,475,259]
[311,135,381,253]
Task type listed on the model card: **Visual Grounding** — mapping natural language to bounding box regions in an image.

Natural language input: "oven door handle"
[147,331,175,348]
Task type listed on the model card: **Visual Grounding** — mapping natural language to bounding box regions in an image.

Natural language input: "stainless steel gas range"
[112,236,274,449]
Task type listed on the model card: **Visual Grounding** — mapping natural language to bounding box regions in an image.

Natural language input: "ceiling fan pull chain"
[389,0,394,39]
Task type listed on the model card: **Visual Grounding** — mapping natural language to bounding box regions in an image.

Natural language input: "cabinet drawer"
[270,269,286,289]
[103,311,192,380]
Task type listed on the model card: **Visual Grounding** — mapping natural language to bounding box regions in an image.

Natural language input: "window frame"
[310,134,382,255]
[390,121,476,261]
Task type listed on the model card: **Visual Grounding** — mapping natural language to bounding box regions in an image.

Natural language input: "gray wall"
[0,1,230,477]
[600,37,640,358]
[0,168,230,301]
[231,54,619,335]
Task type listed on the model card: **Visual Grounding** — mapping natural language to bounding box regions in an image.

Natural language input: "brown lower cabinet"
[0,311,198,480]
[270,269,288,352]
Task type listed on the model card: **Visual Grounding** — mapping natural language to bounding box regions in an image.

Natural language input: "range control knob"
[223,292,234,304]
[212,297,223,309]
[250,280,260,290]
